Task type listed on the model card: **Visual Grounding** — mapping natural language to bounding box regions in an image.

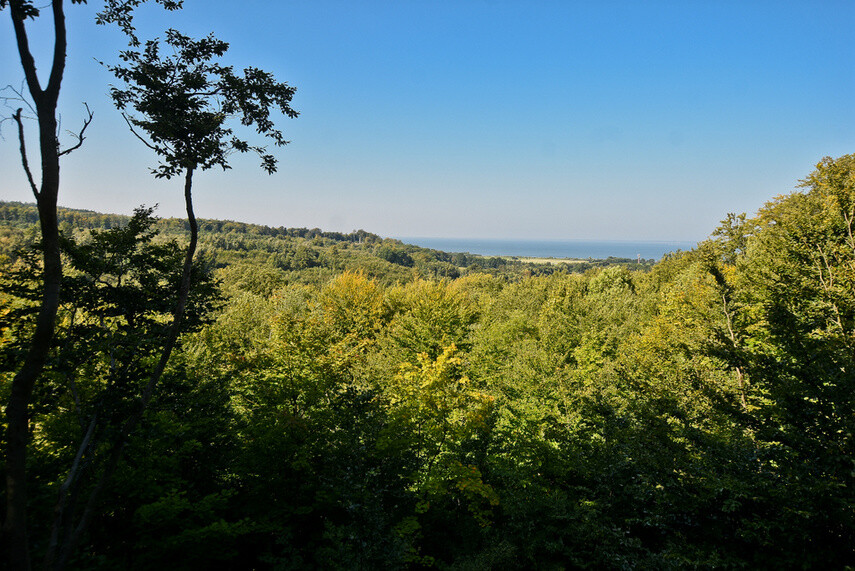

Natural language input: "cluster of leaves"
[108,28,297,178]
[2,156,854,568]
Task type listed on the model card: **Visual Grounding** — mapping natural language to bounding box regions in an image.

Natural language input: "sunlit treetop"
[107,28,298,179]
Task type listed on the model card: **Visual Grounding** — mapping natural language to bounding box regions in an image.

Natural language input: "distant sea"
[397,238,698,261]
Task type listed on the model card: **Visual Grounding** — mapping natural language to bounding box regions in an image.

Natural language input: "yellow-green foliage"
[4,156,855,568]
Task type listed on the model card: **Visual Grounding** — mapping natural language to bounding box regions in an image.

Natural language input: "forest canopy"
[1,155,854,568]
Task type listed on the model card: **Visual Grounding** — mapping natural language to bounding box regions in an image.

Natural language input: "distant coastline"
[398,237,698,261]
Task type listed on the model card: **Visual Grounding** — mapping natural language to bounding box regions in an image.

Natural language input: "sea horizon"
[397,237,699,261]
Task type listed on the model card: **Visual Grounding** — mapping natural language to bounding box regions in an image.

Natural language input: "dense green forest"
[0,201,653,284]
[2,155,853,568]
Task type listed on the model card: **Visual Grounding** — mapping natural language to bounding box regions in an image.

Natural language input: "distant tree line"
[0,201,653,285]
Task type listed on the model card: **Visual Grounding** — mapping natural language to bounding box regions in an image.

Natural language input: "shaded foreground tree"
[103,23,297,439]
[1,1,292,568]
[36,24,297,570]
[0,1,182,568]
[1,1,90,566]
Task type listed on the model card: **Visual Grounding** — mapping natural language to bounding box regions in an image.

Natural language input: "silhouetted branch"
[121,112,159,152]
[13,108,39,199]
[58,103,93,156]
[1,82,36,116]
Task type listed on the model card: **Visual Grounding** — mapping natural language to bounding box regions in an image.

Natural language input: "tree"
[384,279,478,361]
[733,155,855,564]
[41,23,297,567]
[47,209,221,569]
[2,2,88,566]
[102,25,297,417]
[0,2,180,568]
[378,345,497,565]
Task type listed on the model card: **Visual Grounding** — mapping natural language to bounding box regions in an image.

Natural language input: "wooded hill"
[0,201,654,287]
[1,155,854,569]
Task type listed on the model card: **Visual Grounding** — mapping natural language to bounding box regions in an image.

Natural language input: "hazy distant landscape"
[399,237,698,261]
[2,1,853,569]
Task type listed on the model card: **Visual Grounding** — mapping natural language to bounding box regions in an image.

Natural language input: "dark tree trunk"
[49,166,199,571]
[3,2,68,569]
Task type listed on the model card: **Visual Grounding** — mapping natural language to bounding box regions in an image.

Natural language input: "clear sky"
[2,0,853,241]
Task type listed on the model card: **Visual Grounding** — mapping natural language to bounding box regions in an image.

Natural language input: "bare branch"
[1,82,36,116]
[58,103,93,156]
[121,112,159,152]
[13,108,39,199]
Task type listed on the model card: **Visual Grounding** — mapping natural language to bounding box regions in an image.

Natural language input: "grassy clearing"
[501,256,588,265]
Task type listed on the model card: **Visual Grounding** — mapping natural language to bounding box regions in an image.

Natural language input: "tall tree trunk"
[3,2,67,569]
[49,166,199,571]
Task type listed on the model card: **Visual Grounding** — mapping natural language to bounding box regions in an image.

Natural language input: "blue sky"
[2,0,853,241]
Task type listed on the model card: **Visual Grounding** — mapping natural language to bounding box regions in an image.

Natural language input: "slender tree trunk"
[50,166,199,571]
[3,2,67,569]
[4,195,61,571]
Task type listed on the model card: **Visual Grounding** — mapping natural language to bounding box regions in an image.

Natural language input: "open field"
[502,256,593,265]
